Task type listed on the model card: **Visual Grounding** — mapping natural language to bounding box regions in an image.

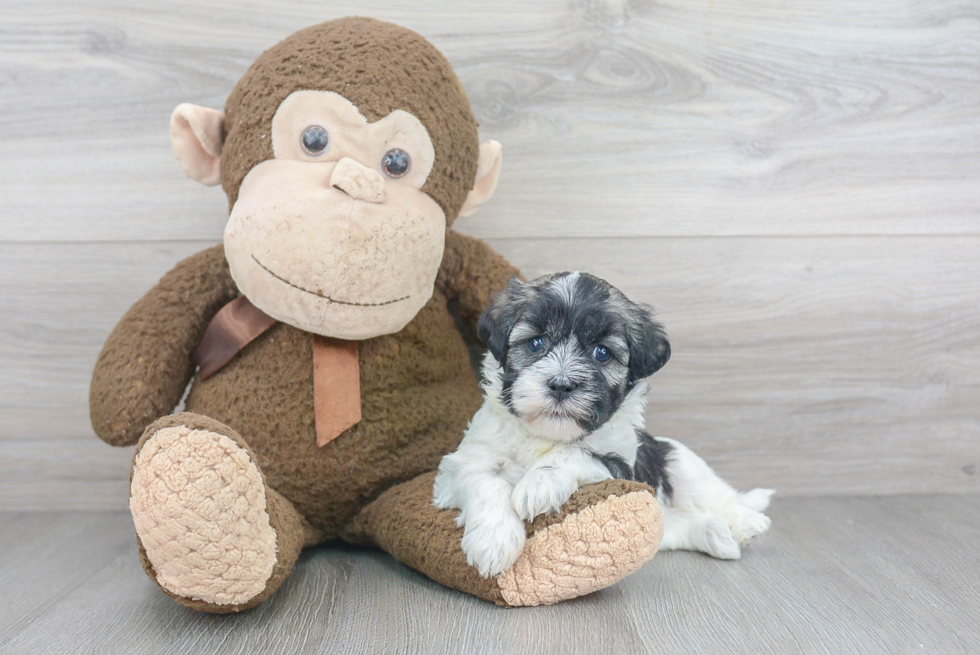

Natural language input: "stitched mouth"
[251,255,410,307]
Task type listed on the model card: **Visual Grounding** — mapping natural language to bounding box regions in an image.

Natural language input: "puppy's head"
[478,272,670,442]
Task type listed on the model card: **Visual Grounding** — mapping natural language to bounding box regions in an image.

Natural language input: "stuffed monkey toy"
[90,17,663,612]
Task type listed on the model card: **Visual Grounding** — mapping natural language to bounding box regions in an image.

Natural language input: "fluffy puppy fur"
[433,272,774,578]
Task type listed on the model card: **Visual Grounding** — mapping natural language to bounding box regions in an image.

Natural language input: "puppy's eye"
[301,125,329,156]
[382,148,411,178]
[527,337,545,353]
[592,345,612,363]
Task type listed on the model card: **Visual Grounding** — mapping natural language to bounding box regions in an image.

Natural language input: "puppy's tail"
[738,488,775,512]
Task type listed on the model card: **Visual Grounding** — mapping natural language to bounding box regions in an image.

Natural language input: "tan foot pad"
[130,425,277,606]
[497,490,663,606]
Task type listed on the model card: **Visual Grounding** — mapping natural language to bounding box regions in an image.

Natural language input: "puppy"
[433,272,774,578]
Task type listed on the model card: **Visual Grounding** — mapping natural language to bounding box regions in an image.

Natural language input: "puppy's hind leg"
[730,488,775,544]
[656,437,773,556]
[660,506,742,560]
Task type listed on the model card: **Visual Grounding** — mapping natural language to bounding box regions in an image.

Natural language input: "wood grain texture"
[1,0,979,509]
[500,236,980,496]
[1,496,978,654]
[0,0,977,241]
[1,237,977,510]
[0,511,135,646]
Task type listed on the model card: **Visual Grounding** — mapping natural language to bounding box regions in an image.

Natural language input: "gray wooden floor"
[1,495,978,655]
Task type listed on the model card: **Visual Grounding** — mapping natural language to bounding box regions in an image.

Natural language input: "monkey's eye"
[382,148,411,178]
[301,125,330,156]
[527,337,546,353]
[592,345,612,363]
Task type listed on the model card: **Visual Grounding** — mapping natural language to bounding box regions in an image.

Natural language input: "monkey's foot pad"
[496,490,663,607]
[130,425,277,606]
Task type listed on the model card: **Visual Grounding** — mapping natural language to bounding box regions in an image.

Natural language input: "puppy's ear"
[626,303,671,382]
[478,278,532,363]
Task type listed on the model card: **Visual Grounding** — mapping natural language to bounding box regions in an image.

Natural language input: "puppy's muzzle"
[548,377,578,401]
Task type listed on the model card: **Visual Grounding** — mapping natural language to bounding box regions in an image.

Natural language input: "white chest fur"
[431,355,652,577]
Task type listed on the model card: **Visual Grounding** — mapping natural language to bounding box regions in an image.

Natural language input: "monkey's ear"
[170,103,225,186]
[457,140,502,219]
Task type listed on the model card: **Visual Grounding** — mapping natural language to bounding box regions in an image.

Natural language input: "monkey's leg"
[130,413,308,613]
[345,471,663,607]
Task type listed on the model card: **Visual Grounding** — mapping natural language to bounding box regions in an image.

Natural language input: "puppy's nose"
[329,157,386,203]
[548,378,578,400]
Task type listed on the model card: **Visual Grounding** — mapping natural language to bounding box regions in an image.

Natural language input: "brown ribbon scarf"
[192,296,361,447]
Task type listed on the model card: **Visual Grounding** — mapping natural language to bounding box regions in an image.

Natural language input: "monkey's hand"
[89,245,237,447]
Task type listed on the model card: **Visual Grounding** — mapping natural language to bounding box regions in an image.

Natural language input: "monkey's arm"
[89,245,237,447]
[438,230,522,339]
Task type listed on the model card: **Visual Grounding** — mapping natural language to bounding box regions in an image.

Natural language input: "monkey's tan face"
[223,91,445,340]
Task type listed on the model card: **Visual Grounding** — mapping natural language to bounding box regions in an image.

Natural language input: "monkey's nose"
[329,157,386,203]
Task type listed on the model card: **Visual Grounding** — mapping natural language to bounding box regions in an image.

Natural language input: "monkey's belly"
[183,295,481,540]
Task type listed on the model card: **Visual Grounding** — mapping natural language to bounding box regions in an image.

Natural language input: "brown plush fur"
[524,478,655,536]
[345,472,657,607]
[90,248,237,447]
[93,233,519,607]
[183,241,492,541]
[91,18,659,611]
[344,471,506,605]
[95,231,517,531]
[221,17,478,220]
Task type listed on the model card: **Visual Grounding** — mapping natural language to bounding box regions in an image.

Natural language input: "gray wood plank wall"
[1,0,978,510]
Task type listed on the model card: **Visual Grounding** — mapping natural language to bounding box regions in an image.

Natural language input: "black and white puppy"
[433,272,773,578]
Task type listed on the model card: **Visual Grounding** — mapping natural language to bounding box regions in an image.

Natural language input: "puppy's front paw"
[511,468,575,522]
[461,512,526,578]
